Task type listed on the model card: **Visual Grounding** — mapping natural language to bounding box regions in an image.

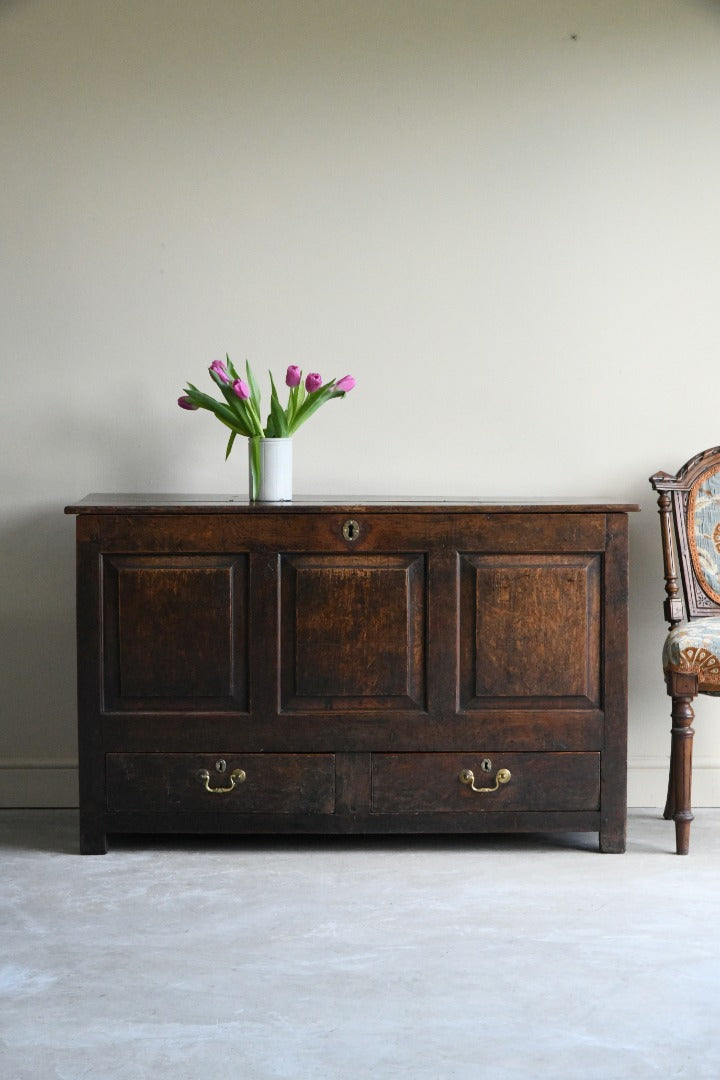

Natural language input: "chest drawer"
[371,752,601,814]
[106,753,336,814]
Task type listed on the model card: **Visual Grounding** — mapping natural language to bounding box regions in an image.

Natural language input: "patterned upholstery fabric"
[663,616,720,693]
[690,467,720,604]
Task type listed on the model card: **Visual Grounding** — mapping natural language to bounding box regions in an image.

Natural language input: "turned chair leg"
[669,692,695,855]
[663,753,675,819]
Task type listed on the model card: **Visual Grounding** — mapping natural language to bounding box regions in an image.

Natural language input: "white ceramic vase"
[249,437,293,501]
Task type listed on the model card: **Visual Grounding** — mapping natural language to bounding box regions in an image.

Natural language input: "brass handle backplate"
[198,768,246,794]
[459,767,511,794]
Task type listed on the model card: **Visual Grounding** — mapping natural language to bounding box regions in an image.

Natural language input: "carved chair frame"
[650,445,720,854]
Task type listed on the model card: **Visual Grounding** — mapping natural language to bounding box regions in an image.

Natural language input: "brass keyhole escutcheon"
[342,519,360,542]
[215,759,227,774]
[480,758,492,773]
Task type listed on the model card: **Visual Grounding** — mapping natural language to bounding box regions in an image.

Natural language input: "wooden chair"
[650,447,720,854]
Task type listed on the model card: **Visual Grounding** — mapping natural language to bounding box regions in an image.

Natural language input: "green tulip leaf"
[248,435,261,500]
[268,372,290,437]
[225,354,240,382]
[245,359,262,412]
[184,385,253,437]
[288,380,338,434]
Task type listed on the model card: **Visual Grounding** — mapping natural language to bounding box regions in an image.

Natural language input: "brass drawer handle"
[198,768,246,794]
[459,767,511,794]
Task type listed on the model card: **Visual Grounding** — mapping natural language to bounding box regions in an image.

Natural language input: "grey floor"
[1,810,719,1080]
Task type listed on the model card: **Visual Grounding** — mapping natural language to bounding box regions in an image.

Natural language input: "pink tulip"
[305,372,323,393]
[209,360,231,384]
[286,365,302,387]
[177,395,198,410]
[335,375,355,392]
[232,378,251,400]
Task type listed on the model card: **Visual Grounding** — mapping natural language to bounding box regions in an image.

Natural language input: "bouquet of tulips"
[178,357,355,496]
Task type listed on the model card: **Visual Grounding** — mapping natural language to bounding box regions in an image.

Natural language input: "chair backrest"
[650,447,720,629]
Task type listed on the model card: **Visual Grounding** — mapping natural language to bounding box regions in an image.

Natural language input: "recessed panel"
[281,554,426,710]
[103,555,248,711]
[459,554,601,709]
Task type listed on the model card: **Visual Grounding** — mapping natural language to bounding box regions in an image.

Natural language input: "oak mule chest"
[65,496,636,854]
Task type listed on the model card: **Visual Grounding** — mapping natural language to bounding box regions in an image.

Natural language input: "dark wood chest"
[65,496,636,853]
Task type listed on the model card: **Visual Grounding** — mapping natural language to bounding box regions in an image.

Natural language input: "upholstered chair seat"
[663,617,720,696]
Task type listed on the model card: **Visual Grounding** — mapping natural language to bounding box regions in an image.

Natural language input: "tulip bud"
[305,372,323,393]
[335,375,355,393]
[177,395,198,410]
[286,365,302,388]
[232,378,251,400]
[209,360,231,384]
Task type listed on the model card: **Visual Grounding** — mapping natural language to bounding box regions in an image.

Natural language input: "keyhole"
[480,758,492,773]
[215,759,227,774]
[342,519,360,542]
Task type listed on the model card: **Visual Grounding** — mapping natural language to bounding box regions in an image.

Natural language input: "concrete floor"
[1,810,719,1080]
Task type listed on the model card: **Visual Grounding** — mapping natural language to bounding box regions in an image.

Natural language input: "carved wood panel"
[280,554,426,711]
[102,556,249,711]
[459,554,601,709]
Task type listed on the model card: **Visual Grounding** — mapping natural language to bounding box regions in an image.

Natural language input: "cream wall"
[2,0,720,807]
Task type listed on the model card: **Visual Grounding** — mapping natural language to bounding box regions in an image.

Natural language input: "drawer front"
[371,753,600,814]
[106,753,335,813]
